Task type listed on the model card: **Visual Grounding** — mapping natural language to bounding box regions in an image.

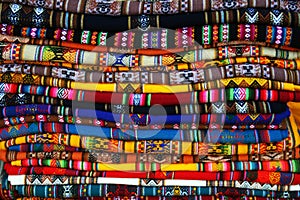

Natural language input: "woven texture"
[0,1,299,200]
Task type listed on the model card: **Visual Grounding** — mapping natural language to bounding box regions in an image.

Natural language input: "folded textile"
[4,165,300,185]
[0,1,298,198]
[0,106,290,124]
[1,4,300,31]
[7,184,300,198]
[2,44,300,66]
[1,75,299,92]
[1,147,298,162]
[5,139,293,158]
[6,143,81,152]
[1,136,294,155]
[0,94,289,114]
[1,139,294,156]
[2,63,300,85]
[4,56,299,71]
[1,0,299,15]
[0,114,288,131]
[2,86,300,103]
[0,23,299,49]
[7,197,300,200]
[6,176,300,193]
[8,159,300,173]
[7,196,300,200]
[0,127,289,143]
[7,35,298,54]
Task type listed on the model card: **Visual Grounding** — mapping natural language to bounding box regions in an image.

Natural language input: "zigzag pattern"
[235,181,278,191]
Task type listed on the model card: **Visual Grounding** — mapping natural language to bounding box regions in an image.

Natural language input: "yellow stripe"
[100,163,135,171]
[0,141,6,150]
[71,82,116,92]
[15,136,26,145]
[143,84,192,93]
[11,160,22,166]
[70,135,81,148]
[235,57,248,63]
[237,144,248,155]
[161,163,198,171]
[124,141,135,153]
[182,141,192,155]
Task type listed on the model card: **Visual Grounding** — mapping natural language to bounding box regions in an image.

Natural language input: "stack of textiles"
[0,0,298,199]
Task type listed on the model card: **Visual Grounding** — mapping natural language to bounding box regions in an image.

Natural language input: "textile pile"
[0,0,298,199]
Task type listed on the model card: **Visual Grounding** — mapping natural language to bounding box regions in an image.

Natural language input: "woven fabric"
[6,143,81,152]
[1,136,296,157]
[0,105,290,125]
[3,33,298,53]
[6,176,300,193]
[5,138,295,159]
[1,146,298,163]
[0,114,289,131]
[1,0,300,15]
[1,71,300,93]
[0,126,289,144]
[3,56,299,71]
[1,4,300,31]
[8,197,300,200]
[0,92,289,114]
[2,85,300,103]
[4,164,300,185]
[0,0,299,198]
[0,134,294,156]
[0,73,299,92]
[2,43,300,66]
[3,196,300,200]
[0,23,300,49]
[5,34,299,58]
[8,159,300,173]
[2,63,300,85]
[7,184,300,198]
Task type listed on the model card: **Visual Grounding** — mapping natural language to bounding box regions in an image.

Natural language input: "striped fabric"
[0,1,299,199]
